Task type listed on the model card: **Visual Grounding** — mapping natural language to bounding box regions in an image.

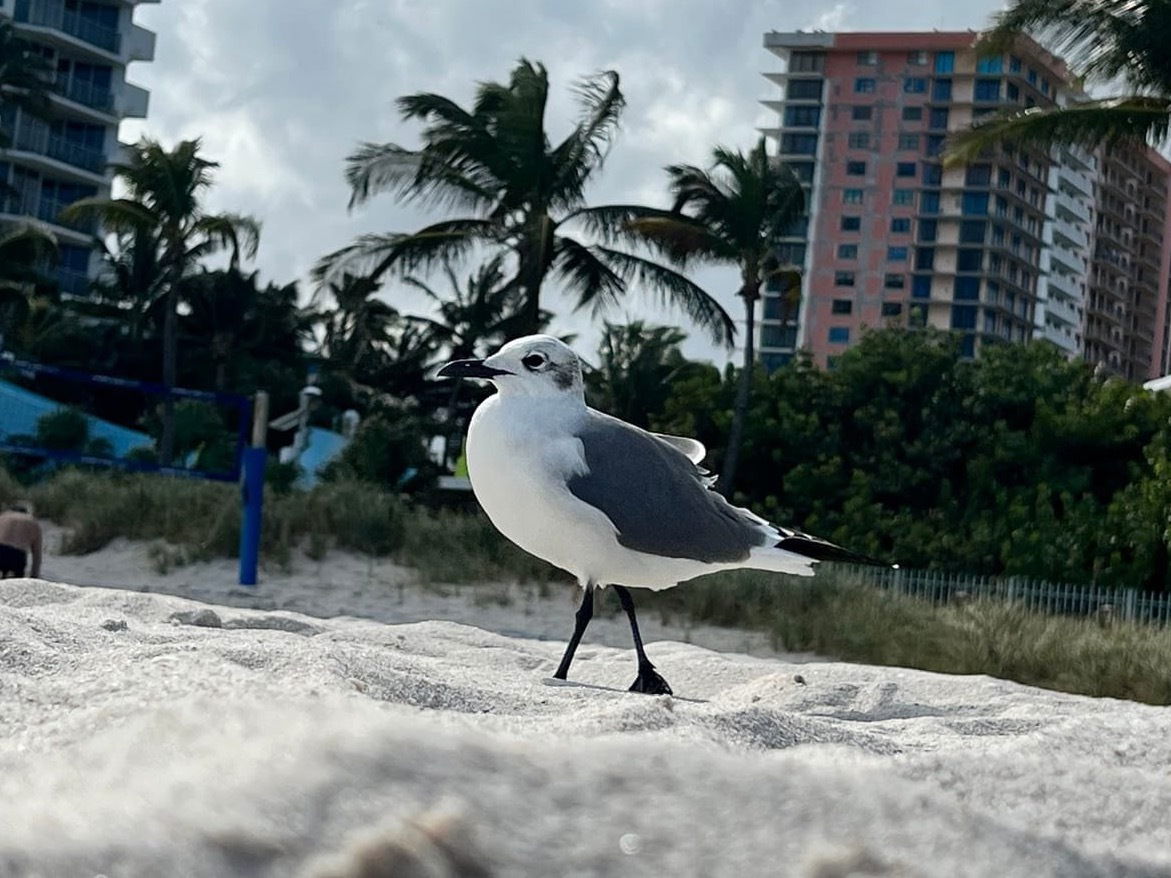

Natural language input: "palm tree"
[0,18,52,155]
[587,321,694,428]
[628,137,804,495]
[318,272,402,379]
[0,222,56,346]
[946,1,1171,162]
[314,59,734,344]
[63,138,260,463]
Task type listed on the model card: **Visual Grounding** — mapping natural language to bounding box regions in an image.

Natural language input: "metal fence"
[838,564,1171,627]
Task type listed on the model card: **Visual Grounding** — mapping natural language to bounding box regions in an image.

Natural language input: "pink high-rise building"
[760,30,1171,382]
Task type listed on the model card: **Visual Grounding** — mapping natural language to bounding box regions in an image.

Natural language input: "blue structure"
[0,377,151,456]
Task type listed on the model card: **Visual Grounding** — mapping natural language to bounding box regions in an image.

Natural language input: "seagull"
[438,335,881,695]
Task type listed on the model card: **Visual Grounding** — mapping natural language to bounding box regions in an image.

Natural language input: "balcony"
[0,190,98,236]
[50,74,114,114]
[1,115,106,175]
[14,0,121,55]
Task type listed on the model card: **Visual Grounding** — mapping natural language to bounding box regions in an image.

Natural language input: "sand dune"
[2,575,1171,877]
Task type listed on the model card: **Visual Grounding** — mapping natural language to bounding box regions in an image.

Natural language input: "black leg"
[553,585,594,680]
[613,585,672,695]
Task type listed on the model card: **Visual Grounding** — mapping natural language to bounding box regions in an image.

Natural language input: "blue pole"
[238,392,268,587]
[238,446,265,586]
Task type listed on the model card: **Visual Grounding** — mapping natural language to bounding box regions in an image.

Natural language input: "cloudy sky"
[121,0,1009,364]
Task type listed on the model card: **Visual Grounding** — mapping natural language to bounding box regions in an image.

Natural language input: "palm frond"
[59,197,157,234]
[191,213,262,266]
[945,96,1171,164]
[624,214,735,266]
[313,218,489,286]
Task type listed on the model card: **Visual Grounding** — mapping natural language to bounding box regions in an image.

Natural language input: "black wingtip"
[776,536,889,567]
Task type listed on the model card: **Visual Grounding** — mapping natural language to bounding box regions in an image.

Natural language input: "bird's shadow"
[542,677,708,704]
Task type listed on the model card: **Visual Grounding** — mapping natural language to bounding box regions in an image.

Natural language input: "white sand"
[2,533,1170,876]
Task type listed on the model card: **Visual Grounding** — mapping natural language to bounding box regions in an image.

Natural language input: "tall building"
[0,0,157,295]
[761,30,1171,381]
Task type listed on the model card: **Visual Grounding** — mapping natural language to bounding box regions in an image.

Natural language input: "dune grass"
[4,467,1170,705]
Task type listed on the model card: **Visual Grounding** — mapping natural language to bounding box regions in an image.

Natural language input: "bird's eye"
[522,353,546,371]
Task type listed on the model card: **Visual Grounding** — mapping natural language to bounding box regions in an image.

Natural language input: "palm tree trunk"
[717,292,757,497]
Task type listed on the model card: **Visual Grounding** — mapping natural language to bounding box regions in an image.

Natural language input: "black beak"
[437,358,513,380]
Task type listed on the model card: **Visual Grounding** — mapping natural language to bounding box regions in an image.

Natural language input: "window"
[778,242,806,264]
[929,107,950,129]
[790,52,825,73]
[790,162,815,183]
[1006,82,1020,103]
[842,188,864,204]
[891,217,911,233]
[851,105,872,121]
[888,246,908,261]
[1009,55,1022,73]
[951,305,978,330]
[832,298,854,314]
[934,51,955,73]
[965,164,992,186]
[897,161,916,177]
[908,50,928,66]
[780,133,818,154]
[974,79,1001,102]
[925,134,946,157]
[962,192,990,215]
[931,78,952,101]
[954,277,981,300]
[977,55,1003,74]
[959,220,986,243]
[848,131,871,149]
[784,105,821,127]
[904,77,927,94]
[828,327,851,343]
[918,219,938,241]
[884,274,906,290]
[902,106,923,122]
[837,243,858,259]
[915,247,935,270]
[841,216,861,231]
[761,352,792,372]
[857,50,878,66]
[1040,78,1051,96]
[892,188,915,206]
[898,133,920,150]
[854,77,877,93]
[920,191,941,214]
[921,163,942,185]
[787,79,823,100]
[957,248,983,271]
[834,271,856,287]
[762,325,798,348]
[912,275,932,299]
[846,160,867,175]
[1027,67,1038,86]
[882,301,904,316]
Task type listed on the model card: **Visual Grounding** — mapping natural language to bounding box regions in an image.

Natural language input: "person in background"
[0,502,43,578]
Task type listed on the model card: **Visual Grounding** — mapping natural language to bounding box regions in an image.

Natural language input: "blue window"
[888,246,908,261]
[951,305,978,330]
[893,189,915,206]
[1009,55,1022,73]
[762,326,798,348]
[960,334,976,358]
[843,188,864,204]
[898,133,920,150]
[854,77,877,93]
[1027,68,1038,86]
[846,160,866,175]
[918,219,938,241]
[841,216,861,231]
[780,133,818,154]
[58,244,90,272]
[974,79,1001,102]
[784,105,821,127]
[954,277,981,300]
[920,191,941,214]
[787,79,823,100]
[838,243,858,259]
[897,161,917,177]
[931,79,952,101]
[921,163,942,185]
[891,217,911,233]
[962,192,990,215]
[959,220,986,243]
[834,271,855,287]
[926,134,946,157]
[912,275,933,299]
[929,108,950,129]
[957,248,983,271]
[915,247,935,270]
[761,352,793,372]
[828,327,851,343]
[904,77,928,94]
[934,51,955,73]
[977,55,1003,74]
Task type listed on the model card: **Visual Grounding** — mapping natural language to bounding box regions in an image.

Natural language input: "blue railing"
[51,76,114,113]
[4,117,106,175]
[15,0,121,54]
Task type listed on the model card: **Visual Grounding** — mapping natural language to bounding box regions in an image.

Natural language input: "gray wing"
[651,433,706,464]
[567,411,763,564]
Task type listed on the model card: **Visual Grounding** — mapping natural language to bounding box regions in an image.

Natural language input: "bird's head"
[437,335,583,399]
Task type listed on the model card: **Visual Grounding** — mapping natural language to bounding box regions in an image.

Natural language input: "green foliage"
[321,410,435,489]
[35,409,89,452]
